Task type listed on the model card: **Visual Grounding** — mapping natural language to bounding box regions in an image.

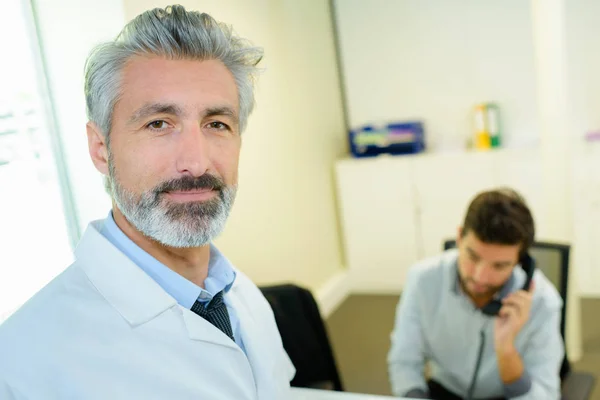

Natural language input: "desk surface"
[290,388,411,399]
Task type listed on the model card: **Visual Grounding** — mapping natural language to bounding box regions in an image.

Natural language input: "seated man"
[388,189,563,400]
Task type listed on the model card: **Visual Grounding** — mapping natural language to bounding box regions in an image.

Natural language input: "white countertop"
[290,387,411,399]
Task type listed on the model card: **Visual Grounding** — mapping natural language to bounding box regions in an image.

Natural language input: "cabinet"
[336,149,550,292]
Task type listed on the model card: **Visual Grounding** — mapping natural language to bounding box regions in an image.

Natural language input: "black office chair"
[259,284,344,391]
[444,239,596,400]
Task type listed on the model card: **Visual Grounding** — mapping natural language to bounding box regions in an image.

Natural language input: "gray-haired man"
[0,6,294,399]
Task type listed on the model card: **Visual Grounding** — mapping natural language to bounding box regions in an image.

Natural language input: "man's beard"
[459,274,504,300]
[108,163,236,248]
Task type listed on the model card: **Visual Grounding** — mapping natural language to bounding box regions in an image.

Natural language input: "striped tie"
[190,291,234,341]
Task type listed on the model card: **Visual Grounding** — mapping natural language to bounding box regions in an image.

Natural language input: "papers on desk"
[290,387,412,399]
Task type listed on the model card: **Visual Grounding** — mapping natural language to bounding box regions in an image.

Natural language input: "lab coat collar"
[76,221,177,327]
[74,221,240,351]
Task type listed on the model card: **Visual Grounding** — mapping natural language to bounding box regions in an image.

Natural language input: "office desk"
[291,387,410,399]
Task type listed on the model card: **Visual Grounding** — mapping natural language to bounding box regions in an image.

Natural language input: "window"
[0,1,77,322]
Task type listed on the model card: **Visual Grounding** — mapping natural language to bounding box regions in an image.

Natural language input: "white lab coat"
[0,221,295,399]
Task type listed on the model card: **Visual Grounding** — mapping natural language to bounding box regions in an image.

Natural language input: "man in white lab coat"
[0,5,295,399]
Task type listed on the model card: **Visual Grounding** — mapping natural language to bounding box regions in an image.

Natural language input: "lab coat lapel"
[75,222,176,326]
[181,307,240,351]
[227,284,277,398]
[76,221,239,351]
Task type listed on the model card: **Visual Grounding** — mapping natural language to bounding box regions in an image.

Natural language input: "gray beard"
[109,174,237,248]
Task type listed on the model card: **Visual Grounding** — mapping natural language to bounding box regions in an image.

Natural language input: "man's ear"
[456,226,464,246]
[86,122,109,176]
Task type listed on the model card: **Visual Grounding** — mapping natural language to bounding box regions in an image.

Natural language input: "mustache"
[153,175,226,194]
[463,278,501,291]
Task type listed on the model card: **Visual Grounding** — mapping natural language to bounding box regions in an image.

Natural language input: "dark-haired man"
[388,189,563,400]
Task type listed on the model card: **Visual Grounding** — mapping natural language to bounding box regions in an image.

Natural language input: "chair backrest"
[443,239,572,379]
[259,284,344,391]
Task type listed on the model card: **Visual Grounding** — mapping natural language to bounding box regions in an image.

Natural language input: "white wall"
[122,0,348,291]
[334,0,539,150]
[566,0,600,136]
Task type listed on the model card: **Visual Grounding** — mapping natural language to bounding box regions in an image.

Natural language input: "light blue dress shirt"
[388,249,564,400]
[100,212,245,352]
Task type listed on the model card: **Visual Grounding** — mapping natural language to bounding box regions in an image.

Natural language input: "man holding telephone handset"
[388,189,563,399]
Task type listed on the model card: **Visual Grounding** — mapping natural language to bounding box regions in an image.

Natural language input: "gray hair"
[84,5,263,138]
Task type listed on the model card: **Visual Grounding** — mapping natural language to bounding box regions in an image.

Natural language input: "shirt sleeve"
[506,304,564,400]
[0,380,22,400]
[387,267,429,397]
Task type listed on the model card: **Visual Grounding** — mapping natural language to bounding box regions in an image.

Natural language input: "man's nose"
[175,123,211,177]
[472,263,492,283]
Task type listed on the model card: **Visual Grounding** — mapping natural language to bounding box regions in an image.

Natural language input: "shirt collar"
[100,211,237,309]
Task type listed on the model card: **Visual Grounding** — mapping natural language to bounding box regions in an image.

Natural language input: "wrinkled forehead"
[116,56,239,120]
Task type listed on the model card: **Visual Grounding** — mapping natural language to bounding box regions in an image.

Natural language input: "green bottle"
[486,103,501,148]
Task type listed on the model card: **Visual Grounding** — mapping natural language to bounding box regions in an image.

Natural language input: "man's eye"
[147,120,168,130]
[207,121,229,130]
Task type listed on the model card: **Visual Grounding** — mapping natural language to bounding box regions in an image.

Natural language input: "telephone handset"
[479,253,535,317]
